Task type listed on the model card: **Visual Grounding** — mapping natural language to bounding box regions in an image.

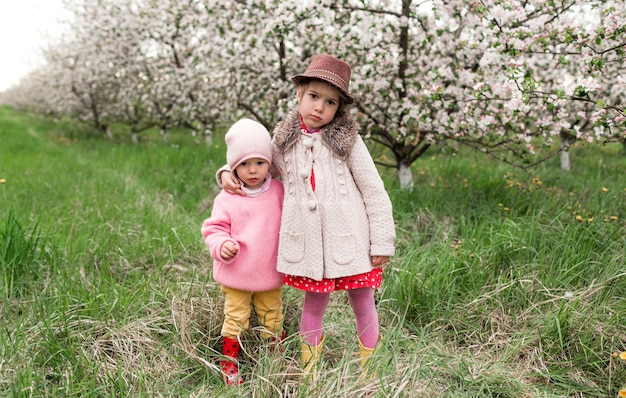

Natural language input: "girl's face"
[297,80,341,131]
[234,157,270,189]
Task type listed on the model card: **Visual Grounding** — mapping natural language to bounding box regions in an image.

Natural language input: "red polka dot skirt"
[285,267,382,293]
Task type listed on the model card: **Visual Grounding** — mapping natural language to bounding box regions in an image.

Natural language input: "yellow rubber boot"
[358,335,381,380]
[300,335,325,381]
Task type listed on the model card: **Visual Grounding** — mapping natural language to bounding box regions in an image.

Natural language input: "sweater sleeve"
[215,165,231,188]
[347,137,396,257]
[201,192,239,264]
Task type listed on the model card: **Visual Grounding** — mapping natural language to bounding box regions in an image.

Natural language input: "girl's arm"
[201,194,240,262]
[216,165,245,195]
[348,137,396,259]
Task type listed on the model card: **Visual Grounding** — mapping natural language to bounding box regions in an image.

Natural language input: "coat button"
[307,200,317,210]
[299,168,309,178]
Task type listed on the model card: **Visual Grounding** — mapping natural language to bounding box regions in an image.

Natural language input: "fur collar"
[273,110,359,160]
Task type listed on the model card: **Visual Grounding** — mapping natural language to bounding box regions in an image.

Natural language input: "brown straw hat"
[291,54,354,104]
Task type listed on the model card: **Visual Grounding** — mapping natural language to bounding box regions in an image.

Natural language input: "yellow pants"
[220,285,283,339]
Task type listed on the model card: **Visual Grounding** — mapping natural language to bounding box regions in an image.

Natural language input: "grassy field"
[1,105,625,397]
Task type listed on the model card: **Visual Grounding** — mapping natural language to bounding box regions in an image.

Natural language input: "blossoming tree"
[3,0,624,188]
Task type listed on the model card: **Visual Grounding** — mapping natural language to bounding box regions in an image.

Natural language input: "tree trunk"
[560,135,572,171]
[560,151,570,171]
[398,163,414,190]
[161,128,169,143]
[204,128,213,145]
[132,131,139,144]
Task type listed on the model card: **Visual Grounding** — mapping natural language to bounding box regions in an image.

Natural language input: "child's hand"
[371,256,389,267]
[221,171,246,196]
[220,241,239,259]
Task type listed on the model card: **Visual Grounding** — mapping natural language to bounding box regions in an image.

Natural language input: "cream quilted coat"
[272,110,396,281]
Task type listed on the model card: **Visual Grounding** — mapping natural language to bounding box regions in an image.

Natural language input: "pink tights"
[300,288,379,349]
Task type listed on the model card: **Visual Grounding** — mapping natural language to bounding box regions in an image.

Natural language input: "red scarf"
[300,116,319,191]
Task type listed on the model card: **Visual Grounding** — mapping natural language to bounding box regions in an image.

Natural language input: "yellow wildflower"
[601,187,608,192]
[619,388,626,397]
[0,179,5,184]
[620,351,626,360]
[575,215,584,221]
[610,216,618,221]
[503,207,510,212]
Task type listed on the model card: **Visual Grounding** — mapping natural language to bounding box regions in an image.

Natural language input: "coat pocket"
[280,230,305,263]
[331,233,356,265]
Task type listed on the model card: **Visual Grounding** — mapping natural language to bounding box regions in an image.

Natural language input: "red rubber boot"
[269,330,287,354]
[221,336,243,386]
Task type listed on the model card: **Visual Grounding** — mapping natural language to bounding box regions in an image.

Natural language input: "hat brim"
[292,75,354,104]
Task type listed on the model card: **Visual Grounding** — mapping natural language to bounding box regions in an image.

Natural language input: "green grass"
[1,105,625,397]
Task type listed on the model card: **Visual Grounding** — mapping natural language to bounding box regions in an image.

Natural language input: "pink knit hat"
[292,54,354,104]
[225,119,272,170]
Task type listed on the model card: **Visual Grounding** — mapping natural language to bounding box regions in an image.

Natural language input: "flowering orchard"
[3,0,624,188]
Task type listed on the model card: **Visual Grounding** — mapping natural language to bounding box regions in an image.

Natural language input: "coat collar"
[273,110,359,160]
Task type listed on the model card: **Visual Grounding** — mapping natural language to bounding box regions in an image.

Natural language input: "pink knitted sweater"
[201,178,284,291]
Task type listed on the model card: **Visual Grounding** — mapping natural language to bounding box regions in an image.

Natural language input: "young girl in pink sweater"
[201,118,284,386]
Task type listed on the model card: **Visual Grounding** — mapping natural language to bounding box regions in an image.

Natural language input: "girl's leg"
[220,285,252,337]
[219,285,251,386]
[252,287,284,339]
[347,288,379,348]
[300,291,330,345]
